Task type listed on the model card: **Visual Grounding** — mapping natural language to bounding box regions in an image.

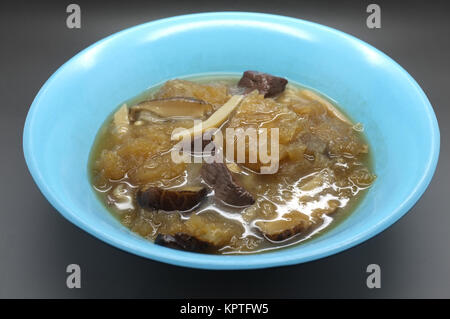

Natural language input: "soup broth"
[89,72,375,254]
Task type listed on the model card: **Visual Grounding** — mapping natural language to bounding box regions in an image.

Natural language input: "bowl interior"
[23,12,439,269]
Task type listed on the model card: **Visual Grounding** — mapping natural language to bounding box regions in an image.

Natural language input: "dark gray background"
[0,0,448,298]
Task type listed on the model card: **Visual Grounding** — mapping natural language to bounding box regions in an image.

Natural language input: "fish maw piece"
[184,213,241,247]
[238,71,288,97]
[256,211,312,241]
[155,79,230,108]
[301,133,328,155]
[300,89,352,125]
[137,186,207,212]
[154,233,213,253]
[300,168,335,193]
[201,162,255,207]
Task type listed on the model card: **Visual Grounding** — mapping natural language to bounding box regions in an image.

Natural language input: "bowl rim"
[23,12,440,270]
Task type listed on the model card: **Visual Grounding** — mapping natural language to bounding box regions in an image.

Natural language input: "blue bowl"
[23,12,440,269]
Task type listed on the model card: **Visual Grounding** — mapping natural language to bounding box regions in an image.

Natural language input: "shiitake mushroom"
[129,97,213,122]
[201,162,255,207]
[137,186,207,212]
[256,211,311,242]
[154,233,214,253]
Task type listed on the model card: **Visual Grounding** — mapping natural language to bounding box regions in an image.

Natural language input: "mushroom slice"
[130,109,168,124]
[172,95,244,140]
[154,233,214,253]
[131,97,212,120]
[137,186,207,212]
[201,162,254,207]
[256,211,311,241]
[300,89,352,125]
[113,104,129,133]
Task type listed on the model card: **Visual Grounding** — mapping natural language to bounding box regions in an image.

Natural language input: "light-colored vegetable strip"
[172,95,244,140]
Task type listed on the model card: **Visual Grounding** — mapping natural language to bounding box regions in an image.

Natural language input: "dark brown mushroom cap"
[238,71,288,98]
[201,162,255,207]
[154,233,213,253]
[137,186,207,212]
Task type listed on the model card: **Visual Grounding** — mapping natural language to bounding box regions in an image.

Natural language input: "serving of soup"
[89,71,375,254]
